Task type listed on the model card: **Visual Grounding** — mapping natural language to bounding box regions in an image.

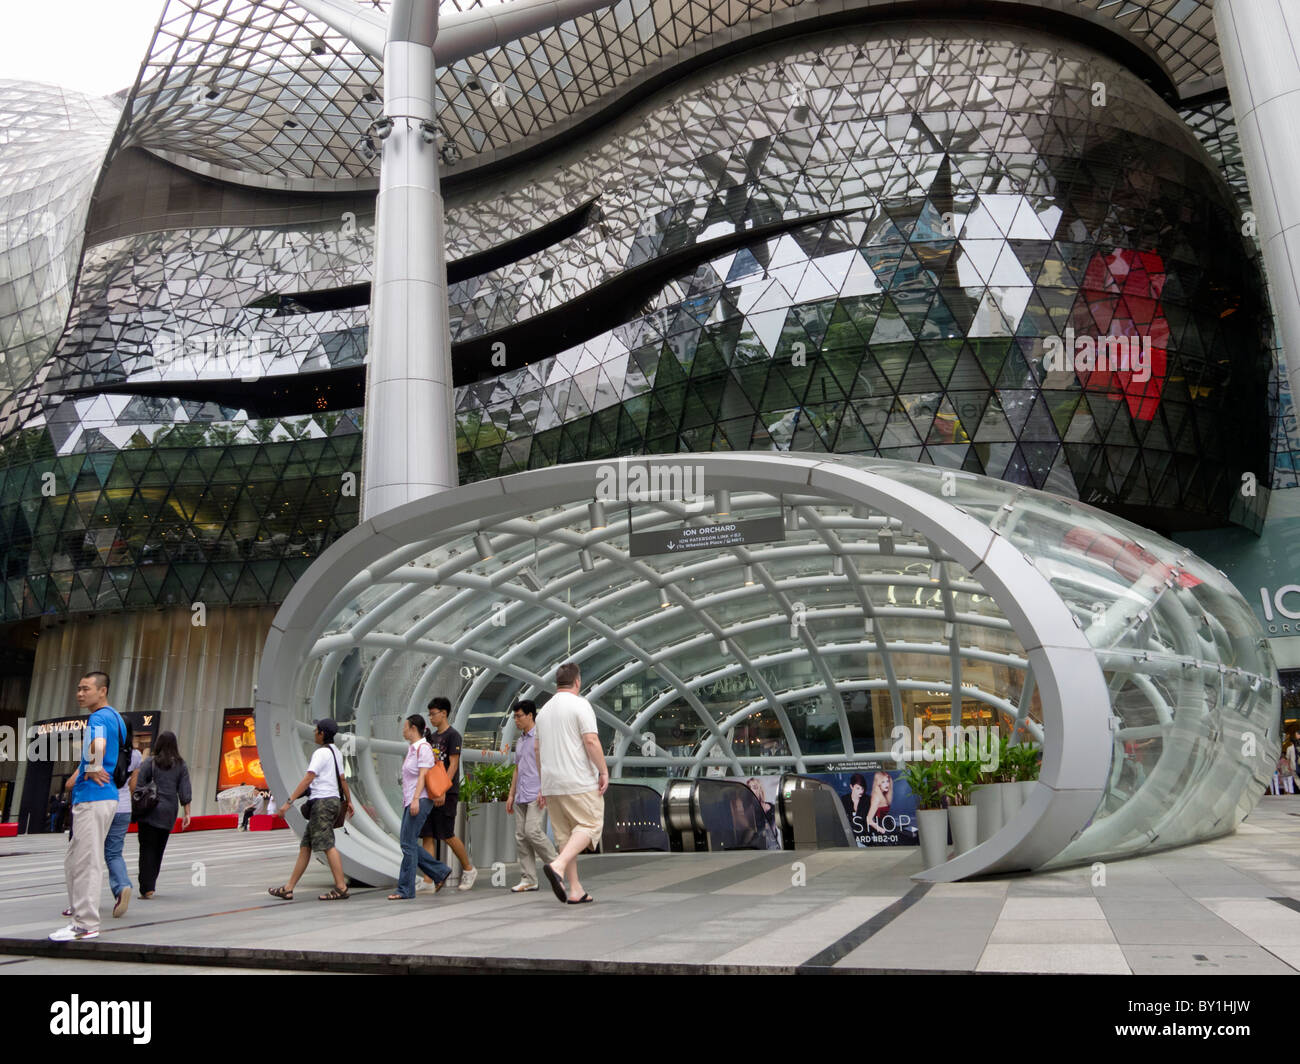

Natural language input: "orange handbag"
[423,742,452,800]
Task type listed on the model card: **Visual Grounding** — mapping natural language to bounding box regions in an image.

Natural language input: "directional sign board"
[629,515,785,558]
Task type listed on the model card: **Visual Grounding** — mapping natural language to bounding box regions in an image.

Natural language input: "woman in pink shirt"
[389,714,452,899]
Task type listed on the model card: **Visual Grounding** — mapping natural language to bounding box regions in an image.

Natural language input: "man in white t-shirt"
[536,662,608,904]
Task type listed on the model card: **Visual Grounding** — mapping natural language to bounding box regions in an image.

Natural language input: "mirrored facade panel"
[0,21,1275,623]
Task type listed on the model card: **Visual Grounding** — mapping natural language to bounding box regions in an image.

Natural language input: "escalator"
[600,781,670,852]
[776,773,854,849]
[599,773,852,854]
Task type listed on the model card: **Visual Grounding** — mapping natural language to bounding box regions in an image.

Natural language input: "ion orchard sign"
[630,516,785,557]
[1260,585,1300,632]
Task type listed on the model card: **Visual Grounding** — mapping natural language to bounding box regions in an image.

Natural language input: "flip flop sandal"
[542,863,567,903]
[268,886,294,900]
[567,894,595,904]
[387,893,412,900]
[319,886,350,901]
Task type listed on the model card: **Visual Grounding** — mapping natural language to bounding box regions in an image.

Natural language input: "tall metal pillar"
[361,0,457,520]
[1216,0,1300,402]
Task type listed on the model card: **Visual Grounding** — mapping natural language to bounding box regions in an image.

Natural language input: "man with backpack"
[50,671,127,941]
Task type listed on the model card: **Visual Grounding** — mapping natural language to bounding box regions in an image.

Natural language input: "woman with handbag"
[268,718,354,901]
[135,731,192,898]
[388,714,452,899]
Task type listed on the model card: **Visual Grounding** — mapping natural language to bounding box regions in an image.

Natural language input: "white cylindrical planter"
[1000,780,1024,822]
[468,802,516,866]
[973,784,1002,843]
[497,802,516,863]
[917,808,949,869]
[948,804,978,855]
[470,801,493,864]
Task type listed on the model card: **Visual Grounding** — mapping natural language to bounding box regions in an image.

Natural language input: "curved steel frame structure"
[256,452,1277,885]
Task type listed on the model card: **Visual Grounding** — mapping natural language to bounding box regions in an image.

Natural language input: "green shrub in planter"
[938,749,980,807]
[993,735,1017,783]
[1009,743,1041,782]
[461,761,514,804]
[976,743,1001,787]
[902,760,944,810]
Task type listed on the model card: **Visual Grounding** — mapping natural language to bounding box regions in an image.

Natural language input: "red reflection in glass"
[1076,248,1168,421]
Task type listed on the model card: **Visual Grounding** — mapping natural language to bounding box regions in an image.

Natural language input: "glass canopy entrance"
[256,453,1278,883]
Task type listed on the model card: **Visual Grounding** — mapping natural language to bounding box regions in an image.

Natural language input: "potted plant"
[993,735,1028,823]
[939,748,980,856]
[903,760,948,869]
[971,744,1002,844]
[461,760,515,867]
[1012,742,1041,802]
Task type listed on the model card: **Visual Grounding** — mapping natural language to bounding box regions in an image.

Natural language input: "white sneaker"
[511,881,538,893]
[49,924,98,942]
[457,867,478,891]
[414,880,432,893]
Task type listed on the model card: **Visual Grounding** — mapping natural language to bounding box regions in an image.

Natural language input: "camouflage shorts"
[301,797,340,852]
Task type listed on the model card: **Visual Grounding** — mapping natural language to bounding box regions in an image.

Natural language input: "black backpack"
[111,713,132,789]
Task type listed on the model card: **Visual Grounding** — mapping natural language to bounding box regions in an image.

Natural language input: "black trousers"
[137,823,172,893]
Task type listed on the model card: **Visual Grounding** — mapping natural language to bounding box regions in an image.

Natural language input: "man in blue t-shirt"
[50,671,124,942]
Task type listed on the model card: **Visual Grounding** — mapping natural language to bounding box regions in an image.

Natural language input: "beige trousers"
[513,800,558,885]
[64,799,117,932]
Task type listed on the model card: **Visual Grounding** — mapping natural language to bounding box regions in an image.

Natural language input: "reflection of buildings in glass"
[0,5,1289,827]
[1,21,1271,634]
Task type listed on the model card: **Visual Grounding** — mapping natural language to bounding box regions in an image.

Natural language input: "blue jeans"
[397,803,450,897]
[104,811,132,899]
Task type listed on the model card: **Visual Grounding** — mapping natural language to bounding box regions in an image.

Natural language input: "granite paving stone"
[3,801,1299,973]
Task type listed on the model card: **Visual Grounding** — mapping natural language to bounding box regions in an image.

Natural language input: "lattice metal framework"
[114,0,1229,187]
[254,453,1278,882]
[0,22,1276,622]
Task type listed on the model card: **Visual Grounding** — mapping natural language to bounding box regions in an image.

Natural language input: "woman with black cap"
[268,718,354,901]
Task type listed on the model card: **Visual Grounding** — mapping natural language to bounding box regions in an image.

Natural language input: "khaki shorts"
[544,790,604,851]
[301,797,340,852]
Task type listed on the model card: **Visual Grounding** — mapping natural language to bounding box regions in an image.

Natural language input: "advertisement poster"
[812,763,918,846]
[216,709,267,794]
[741,775,783,850]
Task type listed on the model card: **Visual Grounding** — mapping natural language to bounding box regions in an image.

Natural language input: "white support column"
[294,0,617,520]
[1216,0,1300,400]
[361,0,458,520]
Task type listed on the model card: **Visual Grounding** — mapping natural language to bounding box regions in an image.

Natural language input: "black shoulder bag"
[132,758,159,820]
[111,712,132,789]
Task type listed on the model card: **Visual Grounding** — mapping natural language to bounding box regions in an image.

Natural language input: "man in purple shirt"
[505,700,557,892]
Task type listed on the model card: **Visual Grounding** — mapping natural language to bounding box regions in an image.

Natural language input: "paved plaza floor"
[3,797,1300,974]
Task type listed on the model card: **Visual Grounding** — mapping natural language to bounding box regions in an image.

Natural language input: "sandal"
[319,886,350,901]
[387,893,410,901]
[268,885,294,900]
